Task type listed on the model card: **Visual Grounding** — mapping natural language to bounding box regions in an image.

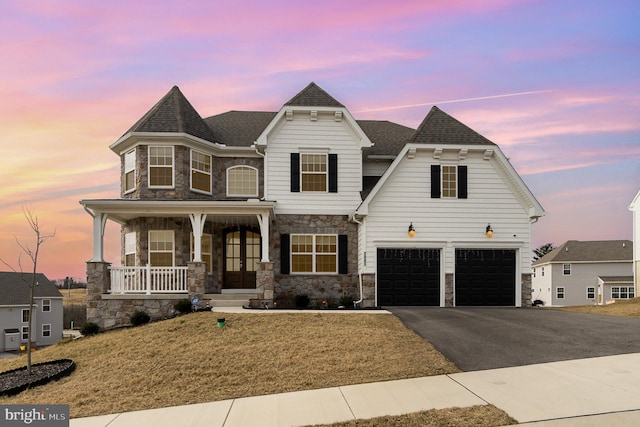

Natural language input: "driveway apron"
[388,307,640,371]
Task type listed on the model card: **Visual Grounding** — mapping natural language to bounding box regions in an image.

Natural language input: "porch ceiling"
[80,199,276,224]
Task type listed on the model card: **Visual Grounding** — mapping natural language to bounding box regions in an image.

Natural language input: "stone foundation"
[358,273,376,307]
[521,273,532,307]
[445,273,454,307]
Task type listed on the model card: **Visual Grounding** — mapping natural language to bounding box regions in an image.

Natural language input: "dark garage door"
[455,249,515,306]
[377,248,440,306]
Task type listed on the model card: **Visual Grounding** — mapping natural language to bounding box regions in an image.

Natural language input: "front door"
[224,228,260,289]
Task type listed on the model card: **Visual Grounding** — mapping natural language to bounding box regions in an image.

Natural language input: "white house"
[80,82,545,328]
[631,190,640,295]
[532,240,633,306]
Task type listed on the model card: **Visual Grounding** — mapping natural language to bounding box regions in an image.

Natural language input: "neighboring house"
[531,240,633,306]
[631,190,640,294]
[80,82,545,328]
[0,272,63,351]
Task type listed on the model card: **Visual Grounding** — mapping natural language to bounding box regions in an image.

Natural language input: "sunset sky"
[1,0,638,281]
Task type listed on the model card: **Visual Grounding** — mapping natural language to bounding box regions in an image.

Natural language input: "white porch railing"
[109,266,188,294]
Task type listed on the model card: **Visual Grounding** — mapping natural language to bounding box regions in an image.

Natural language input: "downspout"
[349,212,365,307]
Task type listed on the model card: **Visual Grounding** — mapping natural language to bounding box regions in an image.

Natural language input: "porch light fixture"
[485,224,494,238]
[408,223,416,238]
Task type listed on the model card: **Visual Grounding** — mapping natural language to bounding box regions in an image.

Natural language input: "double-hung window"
[563,264,571,275]
[586,287,595,299]
[125,232,136,266]
[191,150,212,193]
[291,234,337,273]
[149,230,174,266]
[227,166,258,197]
[42,324,51,338]
[42,299,51,312]
[148,146,174,188]
[556,287,565,299]
[302,154,327,192]
[124,149,136,193]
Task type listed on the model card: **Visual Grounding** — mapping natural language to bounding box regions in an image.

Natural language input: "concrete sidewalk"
[70,353,640,427]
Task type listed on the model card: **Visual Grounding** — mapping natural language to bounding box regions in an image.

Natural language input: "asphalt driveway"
[389,307,640,371]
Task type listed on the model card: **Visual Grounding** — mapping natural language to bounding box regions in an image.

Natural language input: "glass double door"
[224,227,260,289]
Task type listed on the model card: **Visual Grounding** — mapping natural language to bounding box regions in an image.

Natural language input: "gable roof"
[125,86,218,143]
[533,240,633,266]
[0,272,62,306]
[284,82,345,108]
[410,106,495,145]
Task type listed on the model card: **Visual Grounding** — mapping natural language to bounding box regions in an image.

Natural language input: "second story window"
[227,166,258,197]
[124,149,136,193]
[148,146,174,188]
[442,165,457,198]
[431,165,468,199]
[290,153,338,193]
[191,150,212,194]
[563,264,571,275]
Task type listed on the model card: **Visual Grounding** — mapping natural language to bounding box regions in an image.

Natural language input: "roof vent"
[623,242,626,247]
[565,247,569,252]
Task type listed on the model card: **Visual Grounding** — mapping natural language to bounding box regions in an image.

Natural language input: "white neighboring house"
[0,272,64,351]
[532,240,633,306]
[630,190,640,295]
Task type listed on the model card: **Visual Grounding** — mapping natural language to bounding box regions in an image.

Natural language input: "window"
[191,233,213,273]
[22,309,30,323]
[291,234,337,273]
[442,165,457,198]
[22,326,29,341]
[149,230,174,266]
[227,166,258,197]
[148,146,174,187]
[563,264,571,275]
[611,286,635,299]
[430,165,467,199]
[42,299,51,312]
[541,267,545,277]
[301,154,327,192]
[191,150,212,193]
[124,149,136,193]
[125,232,136,266]
[556,287,565,299]
[586,287,595,299]
[42,324,51,338]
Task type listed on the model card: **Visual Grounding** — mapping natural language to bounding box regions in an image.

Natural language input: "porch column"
[189,214,207,262]
[257,212,270,262]
[90,212,109,262]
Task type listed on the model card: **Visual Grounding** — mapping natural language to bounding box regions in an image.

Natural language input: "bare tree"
[0,205,55,375]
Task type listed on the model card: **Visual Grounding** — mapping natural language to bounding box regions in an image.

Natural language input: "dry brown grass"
[549,297,640,318]
[311,405,517,427]
[62,288,86,305]
[0,312,459,419]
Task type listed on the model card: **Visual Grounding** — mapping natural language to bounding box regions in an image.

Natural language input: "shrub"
[174,299,193,314]
[295,294,310,308]
[130,310,151,326]
[339,295,355,308]
[80,322,100,336]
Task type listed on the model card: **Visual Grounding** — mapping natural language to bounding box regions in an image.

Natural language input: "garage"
[377,248,440,306]
[455,249,516,306]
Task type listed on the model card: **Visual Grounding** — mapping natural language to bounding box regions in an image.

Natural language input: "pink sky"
[1,0,638,280]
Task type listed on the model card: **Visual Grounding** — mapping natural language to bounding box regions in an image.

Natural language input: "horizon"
[1,0,638,280]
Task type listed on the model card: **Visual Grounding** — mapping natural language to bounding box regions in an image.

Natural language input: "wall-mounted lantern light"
[485,224,494,238]
[408,222,416,238]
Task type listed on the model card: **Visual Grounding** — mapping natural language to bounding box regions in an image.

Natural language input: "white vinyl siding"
[264,111,363,214]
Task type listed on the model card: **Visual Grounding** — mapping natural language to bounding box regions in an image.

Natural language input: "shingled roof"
[533,240,633,266]
[284,82,345,108]
[204,111,277,147]
[409,106,495,145]
[0,272,61,306]
[125,86,218,143]
[357,120,415,156]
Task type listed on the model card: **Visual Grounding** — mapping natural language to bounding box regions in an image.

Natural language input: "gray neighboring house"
[630,189,640,293]
[531,240,634,306]
[0,272,63,351]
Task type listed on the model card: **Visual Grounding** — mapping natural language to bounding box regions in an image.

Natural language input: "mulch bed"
[0,359,76,396]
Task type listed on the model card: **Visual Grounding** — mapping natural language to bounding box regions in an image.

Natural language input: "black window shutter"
[430,165,441,198]
[338,235,348,274]
[458,165,468,199]
[280,234,290,274]
[290,153,300,192]
[328,154,338,193]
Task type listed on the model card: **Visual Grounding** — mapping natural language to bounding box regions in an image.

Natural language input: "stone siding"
[445,273,454,307]
[272,214,358,304]
[521,273,532,307]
